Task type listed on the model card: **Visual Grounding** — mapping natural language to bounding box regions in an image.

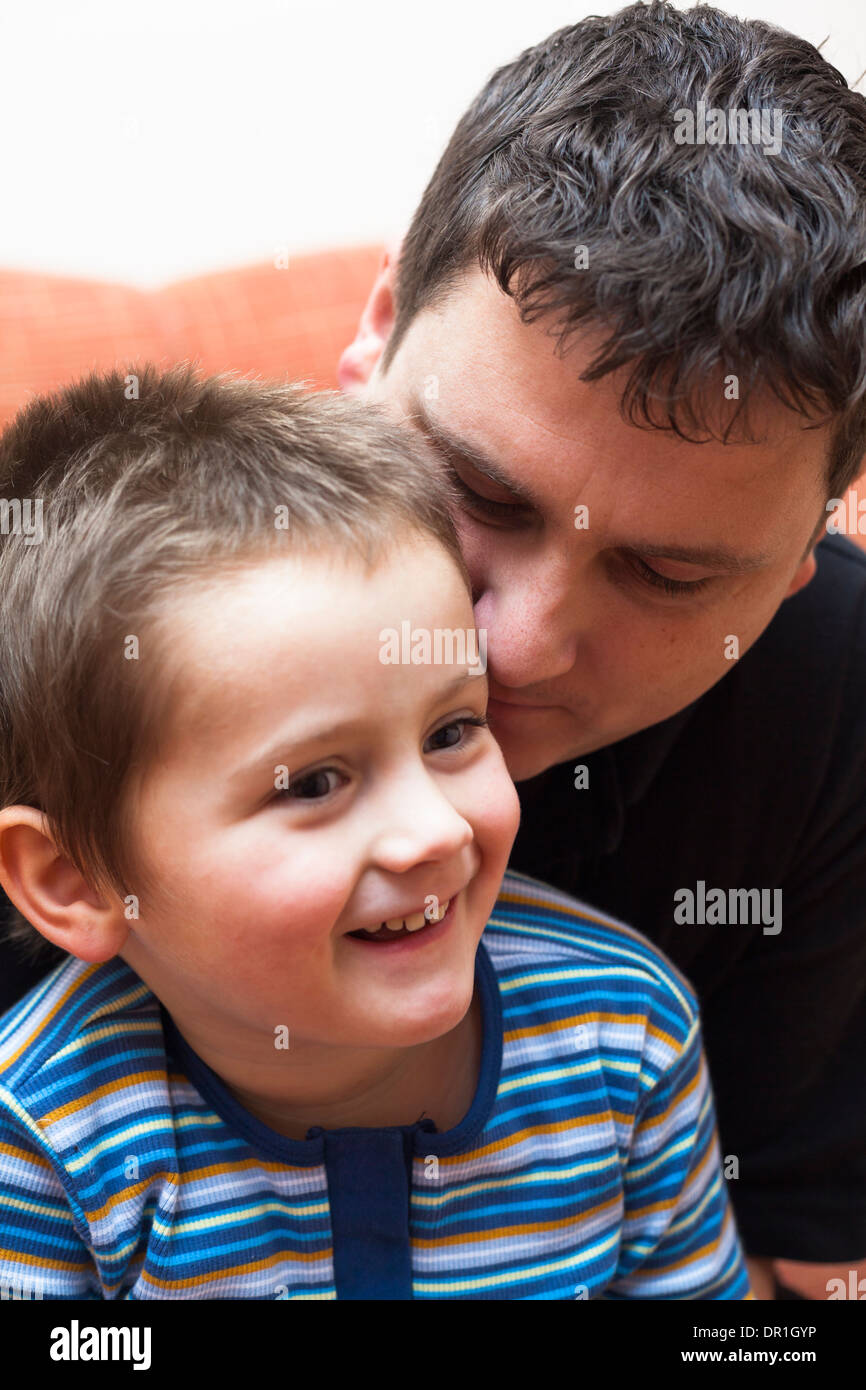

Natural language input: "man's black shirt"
[510,532,866,1262]
[1,532,865,1262]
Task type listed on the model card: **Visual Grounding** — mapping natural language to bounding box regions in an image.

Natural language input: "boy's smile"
[113,535,520,1135]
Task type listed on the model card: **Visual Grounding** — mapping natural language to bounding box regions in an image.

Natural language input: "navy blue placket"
[160,944,500,1301]
[310,1119,434,1300]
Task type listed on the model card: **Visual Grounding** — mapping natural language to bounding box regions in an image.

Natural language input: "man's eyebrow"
[406,398,771,572]
[407,397,540,507]
[627,540,774,573]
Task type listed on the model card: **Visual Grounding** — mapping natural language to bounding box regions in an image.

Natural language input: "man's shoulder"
[691,531,866,818]
[0,954,169,1152]
[751,532,866,684]
[640,531,866,822]
[485,869,700,1052]
[814,530,866,587]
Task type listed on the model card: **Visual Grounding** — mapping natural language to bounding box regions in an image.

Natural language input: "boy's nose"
[369,777,475,874]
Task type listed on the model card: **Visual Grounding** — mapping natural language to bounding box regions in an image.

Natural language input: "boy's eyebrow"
[407,397,540,507]
[407,396,773,573]
[228,670,485,784]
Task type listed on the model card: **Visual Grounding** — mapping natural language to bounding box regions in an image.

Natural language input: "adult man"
[335,4,866,1299]
[1,0,865,1302]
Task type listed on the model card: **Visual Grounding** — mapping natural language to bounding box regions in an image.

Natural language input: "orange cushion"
[0,244,384,427]
[1,243,863,554]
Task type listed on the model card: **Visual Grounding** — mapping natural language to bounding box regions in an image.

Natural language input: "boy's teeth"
[380,899,450,933]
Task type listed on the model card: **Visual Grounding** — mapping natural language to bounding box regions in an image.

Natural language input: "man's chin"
[497,734,580,784]
[487,705,602,782]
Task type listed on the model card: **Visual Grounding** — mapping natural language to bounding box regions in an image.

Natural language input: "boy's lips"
[345,895,459,949]
[346,883,465,937]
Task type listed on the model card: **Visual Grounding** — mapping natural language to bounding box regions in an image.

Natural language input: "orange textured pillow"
[0,243,863,553]
[0,244,384,428]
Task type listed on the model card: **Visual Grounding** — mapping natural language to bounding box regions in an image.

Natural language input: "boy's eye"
[424,715,488,753]
[283,768,344,801]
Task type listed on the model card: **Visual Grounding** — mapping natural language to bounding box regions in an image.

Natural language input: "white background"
[0,0,863,285]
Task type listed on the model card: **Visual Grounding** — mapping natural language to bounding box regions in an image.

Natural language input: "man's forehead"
[391,270,830,528]
[414,272,810,431]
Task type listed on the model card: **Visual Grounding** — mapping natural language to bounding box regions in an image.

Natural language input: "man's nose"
[473,555,581,689]
[369,767,474,874]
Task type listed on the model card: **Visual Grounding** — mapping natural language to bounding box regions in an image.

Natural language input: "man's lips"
[487,692,559,712]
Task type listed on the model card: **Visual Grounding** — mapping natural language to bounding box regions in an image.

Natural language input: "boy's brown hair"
[0,363,468,960]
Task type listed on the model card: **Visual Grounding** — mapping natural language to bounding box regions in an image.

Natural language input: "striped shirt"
[0,869,752,1300]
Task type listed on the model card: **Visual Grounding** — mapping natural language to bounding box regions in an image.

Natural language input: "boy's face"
[118,537,520,1055]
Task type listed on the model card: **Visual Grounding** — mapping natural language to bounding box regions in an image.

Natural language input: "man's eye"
[446,468,525,520]
[631,556,712,596]
[280,768,344,801]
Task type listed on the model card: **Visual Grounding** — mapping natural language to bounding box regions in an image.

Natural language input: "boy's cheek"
[461,774,521,910]
[480,762,522,848]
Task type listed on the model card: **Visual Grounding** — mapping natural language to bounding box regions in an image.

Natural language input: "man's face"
[346,266,830,780]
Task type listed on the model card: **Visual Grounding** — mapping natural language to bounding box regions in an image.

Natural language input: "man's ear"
[337,236,401,393]
[783,547,817,600]
[783,518,825,601]
[0,806,129,963]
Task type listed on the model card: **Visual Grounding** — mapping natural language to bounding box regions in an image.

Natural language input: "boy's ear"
[0,806,129,963]
[337,236,402,393]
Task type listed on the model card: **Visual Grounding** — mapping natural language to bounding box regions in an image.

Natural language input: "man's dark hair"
[383,1,866,502]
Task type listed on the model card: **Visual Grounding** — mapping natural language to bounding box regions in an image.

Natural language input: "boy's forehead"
[149,546,476,758]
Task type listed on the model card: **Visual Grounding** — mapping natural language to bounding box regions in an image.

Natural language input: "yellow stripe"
[42,1069,168,1125]
[412,1191,622,1249]
[1,964,104,1068]
[413,1229,621,1294]
[0,1139,52,1170]
[634,1064,701,1135]
[422,1112,636,1172]
[506,1009,675,1046]
[0,1192,75,1222]
[492,887,698,1018]
[50,1018,161,1064]
[139,1245,331,1289]
[499,1056,639,1094]
[413,1151,620,1209]
[0,1245,90,1274]
[152,1199,330,1239]
[82,1156,324,1224]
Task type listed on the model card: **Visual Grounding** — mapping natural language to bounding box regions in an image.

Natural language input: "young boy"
[0,365,751,1300]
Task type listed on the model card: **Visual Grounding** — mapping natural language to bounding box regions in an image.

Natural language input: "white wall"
[0,0,862,286]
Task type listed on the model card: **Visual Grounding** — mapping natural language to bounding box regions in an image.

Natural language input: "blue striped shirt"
[0,870,752,1299]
